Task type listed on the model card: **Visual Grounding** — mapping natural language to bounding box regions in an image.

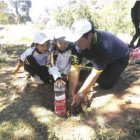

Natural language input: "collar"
[92,31,97,46]
[85,31,97,51]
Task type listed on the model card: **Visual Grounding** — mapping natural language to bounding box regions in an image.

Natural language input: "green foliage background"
[53,0,134,35]
[0,1,15,24]
[0,0,134,35]
[0,0,31,24]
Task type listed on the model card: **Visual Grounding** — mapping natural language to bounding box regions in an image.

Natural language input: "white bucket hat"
[33,32,49,44]
[65,19,92,42]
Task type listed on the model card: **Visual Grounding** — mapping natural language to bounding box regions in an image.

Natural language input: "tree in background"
[10,0,32,23]
[93,0,134,35]
[0,1,15,24]
[52,0,134,36]
[53,3,94,27]
[0,0,32,24]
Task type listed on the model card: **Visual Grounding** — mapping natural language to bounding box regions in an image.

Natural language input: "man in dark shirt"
[66,19,129,107]
[130,1,140,48]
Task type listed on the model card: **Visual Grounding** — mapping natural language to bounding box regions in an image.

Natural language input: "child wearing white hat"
[51,26,82,97]
[12,32,63,85]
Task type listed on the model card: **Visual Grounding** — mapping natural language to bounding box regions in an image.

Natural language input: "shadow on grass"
[75,69,140,139]
[84,105,140,139]
[0,73,140,139]
[0,83,53,140]
[0,46,140,139]
[92,78,129,99]
[0,44,27,67]
[0,46,56,139]
[0,44,27,56]
[81,78,140,139]
[36,84,54,111]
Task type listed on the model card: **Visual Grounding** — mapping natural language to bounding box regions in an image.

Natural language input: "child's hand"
[55,79,66,87]
[12,69,18,74]
[12,60,23,75]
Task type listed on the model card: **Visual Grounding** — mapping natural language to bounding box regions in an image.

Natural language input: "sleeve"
[93,44,109,70]
[93,53,109,70]
[55,50,71,75]
[61,64,71,75]
[93,60,108,70]
[20,48,34,62]
[48,66,62,81]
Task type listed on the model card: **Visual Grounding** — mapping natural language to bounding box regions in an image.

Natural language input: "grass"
[19,36,32,43]
[0,58,6,63]
[0,44,140,140]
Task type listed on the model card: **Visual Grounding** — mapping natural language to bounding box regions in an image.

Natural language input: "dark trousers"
[130,21,140,47]
[97,55,129,89]
[24,55,52,84]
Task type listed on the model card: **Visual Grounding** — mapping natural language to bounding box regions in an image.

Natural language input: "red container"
[54,83,67,117]
[54,94,66,117]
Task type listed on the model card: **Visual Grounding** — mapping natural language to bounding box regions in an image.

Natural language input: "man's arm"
[71,68,102,107]
[78,68,102,94]
[69,65,80,97]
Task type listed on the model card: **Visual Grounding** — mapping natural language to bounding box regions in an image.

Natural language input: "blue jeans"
[97,54,129,89]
